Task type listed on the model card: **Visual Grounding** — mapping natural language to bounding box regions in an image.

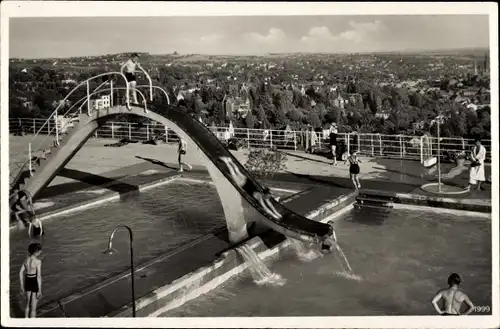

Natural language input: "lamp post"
[433,115,445,193]
[102,224,136,317]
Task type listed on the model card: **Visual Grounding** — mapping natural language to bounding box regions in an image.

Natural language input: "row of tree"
[9,65,491,141]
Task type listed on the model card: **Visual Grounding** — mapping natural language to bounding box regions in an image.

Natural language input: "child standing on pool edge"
[345,149,362,189]
[178,137,192,172]
[19,243,43,318]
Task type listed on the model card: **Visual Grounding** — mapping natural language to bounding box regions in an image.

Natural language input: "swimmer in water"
[431,273,474,315]
[320,221,353,273]
[28,215,44,240]
[19,243,43,318]
[220,156,282,221]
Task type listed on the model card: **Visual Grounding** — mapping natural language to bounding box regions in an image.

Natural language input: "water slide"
[157,104,331,242]
[10,102,331,242]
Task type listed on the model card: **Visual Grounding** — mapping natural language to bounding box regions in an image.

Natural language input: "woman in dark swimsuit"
[19,243,43,318]
[345,151,362,189]
[220,156,282,220]
[28,216,44,239]
[329,124,338,166]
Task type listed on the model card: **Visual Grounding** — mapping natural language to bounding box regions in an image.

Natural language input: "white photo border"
[1,1,498,328]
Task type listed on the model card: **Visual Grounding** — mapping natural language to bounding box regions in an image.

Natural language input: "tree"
[314,103,328,124]
[246,110,255,128]
[307,111,321,128]
[257,105,269,128]
[287,108,302,122]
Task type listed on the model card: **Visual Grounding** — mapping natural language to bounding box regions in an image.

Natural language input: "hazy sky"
[9,15,490,58]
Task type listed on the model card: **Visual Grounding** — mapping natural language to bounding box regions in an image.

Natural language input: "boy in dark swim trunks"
[120,53,142,105]
[220,156,282,220]
[431,273,474,315]
[19,243,43,318]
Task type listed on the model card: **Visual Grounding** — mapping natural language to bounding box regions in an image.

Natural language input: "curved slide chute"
[152,104,331,243]
[11,104,330,243]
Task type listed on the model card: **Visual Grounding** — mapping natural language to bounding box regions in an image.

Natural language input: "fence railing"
[9,117,492,163]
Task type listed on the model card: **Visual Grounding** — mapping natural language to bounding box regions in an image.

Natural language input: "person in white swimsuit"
[120,53,142,105]
[177,137,192,172]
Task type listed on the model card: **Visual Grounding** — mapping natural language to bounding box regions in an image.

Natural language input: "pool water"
[163,207,492,316]
[9,181,294,307]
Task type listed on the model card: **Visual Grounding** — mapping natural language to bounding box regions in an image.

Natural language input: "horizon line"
[9,46,491,61]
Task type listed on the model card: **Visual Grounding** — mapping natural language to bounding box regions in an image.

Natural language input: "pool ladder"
[353,193,395,211]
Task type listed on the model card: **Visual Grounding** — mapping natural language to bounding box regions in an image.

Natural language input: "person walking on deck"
[329,123,338,166]
[177,137,192,172]
[467,138,486,191]
[345,151,362,189]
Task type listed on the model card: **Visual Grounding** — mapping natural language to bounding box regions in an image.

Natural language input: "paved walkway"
[8,136,492,200]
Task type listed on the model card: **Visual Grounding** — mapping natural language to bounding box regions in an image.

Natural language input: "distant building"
[91,95,111,110]
[333,95,346,109]
[375,111,390,119]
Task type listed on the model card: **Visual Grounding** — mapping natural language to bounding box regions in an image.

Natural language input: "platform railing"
[9,117,492,163]
[9,72,132,186]
[8,66,165,190]
[9,86,151,186]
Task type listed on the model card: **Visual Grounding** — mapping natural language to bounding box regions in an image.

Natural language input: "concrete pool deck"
[7,136,493,317]
[7,137,491,214]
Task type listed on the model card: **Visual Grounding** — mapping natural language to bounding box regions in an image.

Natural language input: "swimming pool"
[9,181,294,309]
[162,207,492,316]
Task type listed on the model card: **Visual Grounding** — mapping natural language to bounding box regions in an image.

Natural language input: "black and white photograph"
[1,2,498,328]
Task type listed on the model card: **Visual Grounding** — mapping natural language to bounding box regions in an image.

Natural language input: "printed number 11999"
[474,306,491,313]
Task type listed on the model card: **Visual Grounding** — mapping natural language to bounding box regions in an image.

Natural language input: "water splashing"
[330,244,363,281]
[289,238,321,262]
[237,245,286,286]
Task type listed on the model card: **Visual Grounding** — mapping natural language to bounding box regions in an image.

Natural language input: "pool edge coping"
[108,191,357,318]
[8,172,182,232]
[359,188,492,213]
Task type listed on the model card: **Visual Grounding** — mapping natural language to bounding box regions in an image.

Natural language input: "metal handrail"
[9,86,147,189]
[136,68,153,102]
[135,84,170,105]
[10,72,130,173]
[9,78,119,183]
